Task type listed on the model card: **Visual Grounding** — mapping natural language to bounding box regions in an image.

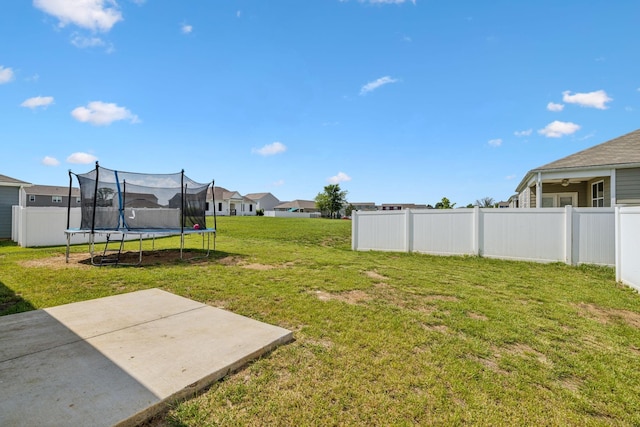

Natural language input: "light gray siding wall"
[26,194,81,208]
[0,187,19,238]
[616,167,640,202]
[258,194,280,211]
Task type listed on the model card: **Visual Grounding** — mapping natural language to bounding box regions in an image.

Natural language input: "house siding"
[616,167,640,202]
[26,195,81,208]
[0,187,19,238]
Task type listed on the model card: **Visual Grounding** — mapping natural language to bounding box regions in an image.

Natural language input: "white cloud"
[505,174,516,180]
[538,120,580,138]
[562,90,612,109]
[488,138,502,147]
[514,129,532,137]
[237,10,242,18]
[272,179,285,187]
[181,23,193,34]
[71,101,139,126]
[0,66,14,84]
[328,172,352,184]
[71,34,105,48]
[67,152,98,164]
[252,142,287,156]
[21,96,55,109]
[33,0,123,32]
[547,102,564,112]
[42,156,60,166]
[360,76,399,95]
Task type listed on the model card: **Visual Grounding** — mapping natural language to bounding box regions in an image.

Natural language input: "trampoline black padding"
[65,162,216,266]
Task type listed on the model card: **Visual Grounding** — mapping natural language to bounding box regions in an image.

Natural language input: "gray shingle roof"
[275,200,316,210]
[244,192,269,199]
[0,174,31,185]
[26,185,79,197]
[536,128,640,171]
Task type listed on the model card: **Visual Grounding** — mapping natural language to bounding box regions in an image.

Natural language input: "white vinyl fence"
[264,211,321,218]
[615,207,640,291]
[11,207,147,247]
[353,207,615,266]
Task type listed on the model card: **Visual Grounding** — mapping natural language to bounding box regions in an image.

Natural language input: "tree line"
[313,185,501,219]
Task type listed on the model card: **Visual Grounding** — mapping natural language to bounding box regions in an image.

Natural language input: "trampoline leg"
[65,233,71,263]
[138,234,143,265]
[180,233,184,259]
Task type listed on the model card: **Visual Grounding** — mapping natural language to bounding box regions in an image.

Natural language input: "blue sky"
[1,1,639,206]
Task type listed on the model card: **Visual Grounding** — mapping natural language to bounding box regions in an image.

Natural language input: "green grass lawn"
[1,216,640,426]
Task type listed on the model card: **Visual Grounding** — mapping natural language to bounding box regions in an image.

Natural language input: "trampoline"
[65,163,216,266]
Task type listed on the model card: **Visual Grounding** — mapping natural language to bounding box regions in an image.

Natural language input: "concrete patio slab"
[0,288,293,427]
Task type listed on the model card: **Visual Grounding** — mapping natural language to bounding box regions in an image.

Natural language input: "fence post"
[352,211,358,251]
[565,205,573,265]
[615,207,621,282]
[473,206,481,256]
[404,209,412,253]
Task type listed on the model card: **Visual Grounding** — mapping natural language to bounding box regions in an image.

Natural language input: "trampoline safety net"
[73,164,210,231]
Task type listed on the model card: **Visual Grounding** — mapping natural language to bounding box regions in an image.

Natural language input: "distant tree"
[315,184,348,218]
[435,197,456,209]
[345,203,355,217]
[466,203,474,208]
[96,187,115,207]
[475,197,496,208]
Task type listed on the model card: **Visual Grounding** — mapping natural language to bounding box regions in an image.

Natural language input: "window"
[249,204,253,212]
[52,196,62,203]
[206,202,210,211]
[592,180,604,207]
[541,193,577,207]
[542,196,555,208]
[218,202,223,211]
[29,195,36,202]
[76,197,81,204]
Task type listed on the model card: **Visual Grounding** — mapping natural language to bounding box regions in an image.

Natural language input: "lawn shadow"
[0,239,17,248]
[0,280,35,316]
[73,249,246,268]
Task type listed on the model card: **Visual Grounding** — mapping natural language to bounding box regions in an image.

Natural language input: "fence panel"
[411,210,475,255]
[573,208,615,266]
[481,208,566,263]
[616,207,640,291]
[12,207,81,247]
[352,211,406,252]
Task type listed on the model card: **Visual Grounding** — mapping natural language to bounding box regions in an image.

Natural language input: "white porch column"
[610,168,617,207]
[536,172,542,208]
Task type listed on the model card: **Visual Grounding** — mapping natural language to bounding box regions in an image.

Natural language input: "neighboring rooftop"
[274,200,317,210]
[0,174,31,186]
[26,185,79,197]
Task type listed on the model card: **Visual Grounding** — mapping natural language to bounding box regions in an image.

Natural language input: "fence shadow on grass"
[0,279,35,316]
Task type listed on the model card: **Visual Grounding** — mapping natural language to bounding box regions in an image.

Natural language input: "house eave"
[515,162,640,193]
